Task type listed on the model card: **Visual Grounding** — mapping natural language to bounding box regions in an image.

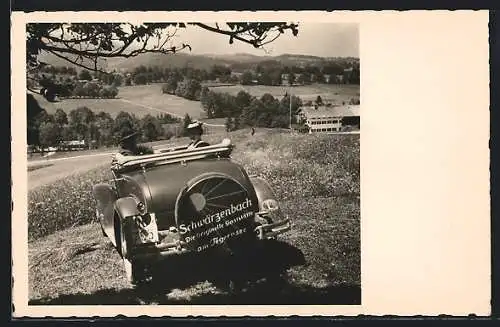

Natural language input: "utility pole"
[289,90,292,132]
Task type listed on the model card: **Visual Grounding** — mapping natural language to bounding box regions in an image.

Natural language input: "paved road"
[27,134,228,190]
[28,152,116,190]
[28,145,167,190]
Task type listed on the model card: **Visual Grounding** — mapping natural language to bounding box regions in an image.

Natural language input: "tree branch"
[193,23,260,47]
[26,22,299,79]
[46,49,108,74]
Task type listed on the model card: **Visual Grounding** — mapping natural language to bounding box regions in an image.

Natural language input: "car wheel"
[123,258,152,286]
[119,222,153,286]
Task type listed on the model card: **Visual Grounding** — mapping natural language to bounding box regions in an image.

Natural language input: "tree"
[315,95,323,106]
[175,79,202,100]
[35,110,55,125]
[210,65,232,80]
[298,72,311,85]
[94,111,114,146]
[201,91,216,119]
[78,70,92,81]
[72,82,86,97]
[133,73,148,85]
[163,75,179,94]
[288,72,295,86]
[113,111,140,143]
[240,70,254,85]
[112,74,123,87]
[69,106,95,148]
[83,81,102,97]
[258,71,273,86]
[157,113,181,124]
[141,114,162,142]
[280,94,303,124]
[109,86,119,98]
[27,94,45,145]
[99,88,111,98]
[39,122,62,148]
[233,116,241,131]
[61,126,76,141]
[240,98,263,127]
[270,70,282,86]
[235,90,253,110]
[54,108,68,126]
[315,73,325,84]
[200,86,211,108]
[225,117,233,132]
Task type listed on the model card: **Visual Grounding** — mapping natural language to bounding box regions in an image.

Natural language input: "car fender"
[92,183,117,235]
[92,183,115,207]
[114,197,141,220]
[248,176,280,213]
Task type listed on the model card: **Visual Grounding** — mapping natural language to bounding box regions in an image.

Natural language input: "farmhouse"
[299,104,360,133]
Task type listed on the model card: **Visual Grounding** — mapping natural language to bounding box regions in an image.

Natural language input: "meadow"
[33,83,359,122]
[27,129,360,304]
[208,83,360,104]
[32,84,206,119]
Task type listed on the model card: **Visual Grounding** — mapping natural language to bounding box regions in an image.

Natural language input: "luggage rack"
[112,139,233,172]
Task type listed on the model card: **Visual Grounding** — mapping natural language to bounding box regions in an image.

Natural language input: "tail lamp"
[132,212,159,244]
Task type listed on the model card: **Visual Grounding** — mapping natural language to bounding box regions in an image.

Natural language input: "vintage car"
[92,138,291,285]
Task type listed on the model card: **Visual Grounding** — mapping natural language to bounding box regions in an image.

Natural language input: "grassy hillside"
[107,53,237,72]
[28,129,360,304]
[209,84,360,104]
[30,84,207,119]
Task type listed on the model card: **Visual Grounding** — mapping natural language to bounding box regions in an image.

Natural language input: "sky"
[168,23,359,58]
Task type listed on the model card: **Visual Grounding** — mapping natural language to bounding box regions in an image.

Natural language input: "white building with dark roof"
[299,104,360,133]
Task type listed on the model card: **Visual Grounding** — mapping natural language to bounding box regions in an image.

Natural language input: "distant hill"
[106,53,238,72]
[38,51,360,73]
[37,51,108,71]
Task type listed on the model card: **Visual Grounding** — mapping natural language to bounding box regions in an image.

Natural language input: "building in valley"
[299,104,360,133]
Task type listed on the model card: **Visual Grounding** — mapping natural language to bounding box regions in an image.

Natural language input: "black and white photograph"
[12,10,491,318]
[24,21,361,305]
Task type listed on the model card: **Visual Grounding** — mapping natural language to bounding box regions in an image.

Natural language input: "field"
[209,83,360,104]
[31,83,360,122]
[31,84,206,119]
[27,129,360,305]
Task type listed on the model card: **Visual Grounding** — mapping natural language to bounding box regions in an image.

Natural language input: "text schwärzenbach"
[179,198,254,252]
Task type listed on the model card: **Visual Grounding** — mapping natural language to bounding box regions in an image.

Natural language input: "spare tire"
[175,173,259,254]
